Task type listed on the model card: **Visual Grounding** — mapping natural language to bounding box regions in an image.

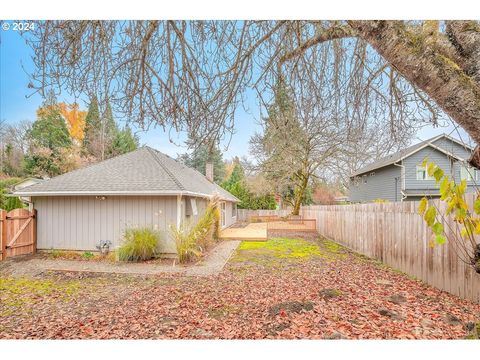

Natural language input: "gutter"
[393,162,407,201]
[10,190,240,203]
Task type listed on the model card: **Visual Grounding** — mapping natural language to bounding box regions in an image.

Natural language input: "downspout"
[393,162,407,201]
[176,195,182,228]
[20,196,34,211]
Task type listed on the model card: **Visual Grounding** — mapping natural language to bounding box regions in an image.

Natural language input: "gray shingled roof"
[13,146,239,202]
[351,134,471,177]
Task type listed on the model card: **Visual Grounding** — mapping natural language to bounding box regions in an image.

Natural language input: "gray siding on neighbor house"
[431,137,472,160]
[452,161,478,191]
[349,164,402,202]
[403,145,478,194]
[33,196,178,253]
[403,146,453,193]
[348,136,479,203]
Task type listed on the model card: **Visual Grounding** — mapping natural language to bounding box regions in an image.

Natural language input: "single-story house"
[12,146,239,255]
[348,134,478,202]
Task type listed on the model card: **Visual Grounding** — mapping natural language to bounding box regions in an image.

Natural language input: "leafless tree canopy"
[26,20,466,153]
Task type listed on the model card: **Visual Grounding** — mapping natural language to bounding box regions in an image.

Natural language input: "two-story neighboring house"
[348,134,478,202]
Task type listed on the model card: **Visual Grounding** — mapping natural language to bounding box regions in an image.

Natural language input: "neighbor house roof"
[350,134,473,178]
[13,146,239,202]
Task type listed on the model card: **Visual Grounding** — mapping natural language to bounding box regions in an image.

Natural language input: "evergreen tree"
[82,95,101,157]
[24,92,73,177]
[29,92,72,150]
[0,178,24,211]
[83,96,121,160]
[179,144,226,183]
[220,162,276,210]
[221,162,244,189]
[108,125,139,157]
[103,100,119,158]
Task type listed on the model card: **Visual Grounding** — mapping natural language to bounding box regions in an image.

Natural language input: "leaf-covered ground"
[1,234,479,339]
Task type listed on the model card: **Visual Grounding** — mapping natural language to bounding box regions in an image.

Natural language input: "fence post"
[0,210,6,261]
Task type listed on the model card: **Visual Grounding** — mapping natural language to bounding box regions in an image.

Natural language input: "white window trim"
[190,198,198,216]
[232,203,237,219]
[416,165,435,181]
[460,164,477,181]
[220,202,226,228]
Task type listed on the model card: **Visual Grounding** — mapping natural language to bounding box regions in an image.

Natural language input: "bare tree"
[24,21,480,160]
[0,120,32,176]
[250,79,350,215]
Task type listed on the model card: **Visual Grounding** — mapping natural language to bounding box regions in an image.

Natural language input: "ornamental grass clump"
[117,227,161,262]
[171,196,221,264]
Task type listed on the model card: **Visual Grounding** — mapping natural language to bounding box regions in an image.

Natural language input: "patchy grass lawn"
[1,235,479,339]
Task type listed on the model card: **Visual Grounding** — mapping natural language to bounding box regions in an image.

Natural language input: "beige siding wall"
[33,196,178,253]
[183,196,209,225]
[222,201,237,228]
[183,197,237,229]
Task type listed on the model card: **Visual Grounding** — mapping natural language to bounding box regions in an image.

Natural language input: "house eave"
[11,190,239,202]
[350,137,467,178]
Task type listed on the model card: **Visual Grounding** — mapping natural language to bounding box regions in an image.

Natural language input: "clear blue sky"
[0,24,472,160]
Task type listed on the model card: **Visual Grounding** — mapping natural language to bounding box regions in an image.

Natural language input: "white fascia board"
[10,189,240,202]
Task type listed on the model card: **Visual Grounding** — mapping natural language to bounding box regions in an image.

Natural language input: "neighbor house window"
[416,165,434,180]
[461,165,477,181]
[232,203,237,218]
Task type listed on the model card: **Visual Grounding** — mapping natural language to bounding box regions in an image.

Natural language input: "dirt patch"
[319,288,342,300]
[268,301,314,317]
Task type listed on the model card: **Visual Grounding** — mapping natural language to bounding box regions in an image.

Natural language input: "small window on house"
[363,175,367,184]
[190,198,198,216]
[416,165,434,180]
[232,203,237,218]
[461,165,477,181]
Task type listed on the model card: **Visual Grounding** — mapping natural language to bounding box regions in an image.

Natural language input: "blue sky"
[0,24,472,161]
[0,28,263,160]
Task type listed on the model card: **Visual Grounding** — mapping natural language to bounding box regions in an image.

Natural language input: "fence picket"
[237,195,480,303]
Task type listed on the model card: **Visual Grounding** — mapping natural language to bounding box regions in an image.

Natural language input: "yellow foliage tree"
[58,103,87,143]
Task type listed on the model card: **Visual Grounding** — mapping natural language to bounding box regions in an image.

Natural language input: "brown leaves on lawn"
[1,236,479,339]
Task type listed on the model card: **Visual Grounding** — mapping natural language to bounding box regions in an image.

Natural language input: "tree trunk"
[348,21,480,166]
[291,175,308,216]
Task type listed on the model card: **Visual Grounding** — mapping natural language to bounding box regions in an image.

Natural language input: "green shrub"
[81,251,95,259]
[117,227,161,262]
[171,197,220,264]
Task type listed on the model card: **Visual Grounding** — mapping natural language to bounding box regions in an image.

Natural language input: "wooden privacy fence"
[300,196,480,303]
[267,219,317,232]
[237,209,291,222]
[0,208,37,260]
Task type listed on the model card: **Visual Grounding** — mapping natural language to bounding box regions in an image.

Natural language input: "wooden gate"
[0,208,37,260]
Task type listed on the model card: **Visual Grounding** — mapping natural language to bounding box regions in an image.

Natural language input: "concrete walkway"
[0,241,241,278]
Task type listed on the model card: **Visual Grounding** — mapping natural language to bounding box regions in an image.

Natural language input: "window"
[416,165,434,180]
[363,175,367,184]
[232,203,237,218]
[220,202,226,227]
[190,198,198,216]
[461,165,477,181]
